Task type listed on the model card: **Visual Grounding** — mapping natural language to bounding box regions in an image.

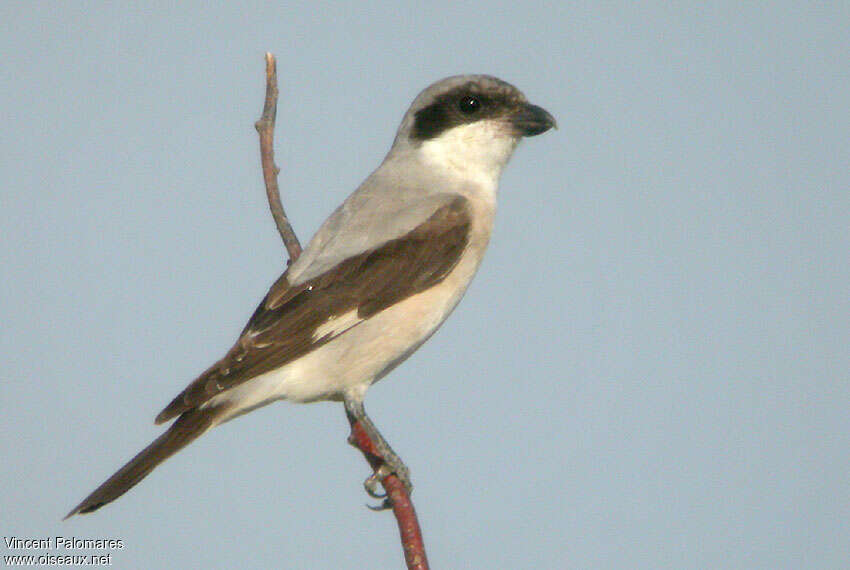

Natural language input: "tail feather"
[64,406,226,519]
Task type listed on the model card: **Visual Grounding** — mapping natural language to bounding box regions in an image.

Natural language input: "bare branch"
[255,52,302,263]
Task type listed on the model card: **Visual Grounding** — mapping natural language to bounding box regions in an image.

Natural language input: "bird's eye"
[458,95,481,115]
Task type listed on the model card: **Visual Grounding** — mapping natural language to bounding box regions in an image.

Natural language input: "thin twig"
[255,52,302,263]
[254,53,428,570]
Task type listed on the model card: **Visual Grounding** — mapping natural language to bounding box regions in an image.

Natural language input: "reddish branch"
[254,53,428,570]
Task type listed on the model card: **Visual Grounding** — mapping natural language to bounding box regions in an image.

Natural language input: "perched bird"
[66,74,555,518]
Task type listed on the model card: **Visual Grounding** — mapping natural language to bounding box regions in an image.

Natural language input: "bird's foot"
[343,396,413,510]
[363,457,413,511]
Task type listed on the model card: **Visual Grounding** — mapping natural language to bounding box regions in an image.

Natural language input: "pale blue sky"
[2,3,848,568]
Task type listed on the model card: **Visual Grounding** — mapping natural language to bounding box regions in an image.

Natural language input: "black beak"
[511,102,557,137]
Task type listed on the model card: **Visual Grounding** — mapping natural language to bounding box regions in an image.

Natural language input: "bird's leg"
[344,396,412,510]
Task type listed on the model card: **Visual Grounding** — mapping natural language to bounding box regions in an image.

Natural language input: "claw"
[367,499,392,511]
[363,465,392,510]
[364,471,387,499]
[364,464,393,498]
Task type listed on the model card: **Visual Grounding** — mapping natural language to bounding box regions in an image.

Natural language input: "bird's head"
[392,75,556,187]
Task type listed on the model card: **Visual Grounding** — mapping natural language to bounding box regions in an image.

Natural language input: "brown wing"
[155,196,472,424]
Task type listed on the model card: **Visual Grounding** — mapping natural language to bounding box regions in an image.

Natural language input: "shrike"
[66,74,555,518]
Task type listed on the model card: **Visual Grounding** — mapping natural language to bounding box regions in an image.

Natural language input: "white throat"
[418,120,519,193]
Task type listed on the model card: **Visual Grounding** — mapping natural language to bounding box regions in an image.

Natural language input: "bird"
[65,74,555,518]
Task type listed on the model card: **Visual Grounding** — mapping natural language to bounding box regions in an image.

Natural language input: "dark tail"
[64,406,226,519]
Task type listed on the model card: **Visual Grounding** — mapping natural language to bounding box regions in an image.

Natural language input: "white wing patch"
[312,309,363,341]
